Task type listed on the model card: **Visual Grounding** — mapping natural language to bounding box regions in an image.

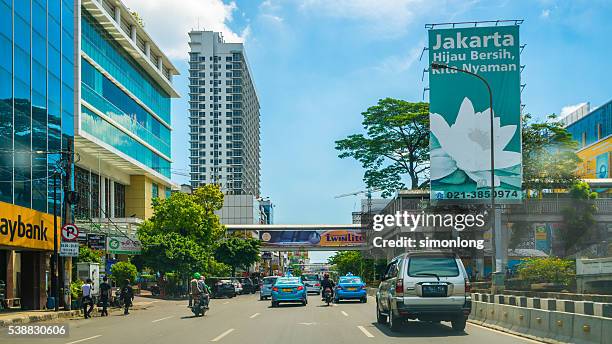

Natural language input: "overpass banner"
[259,229,365,248]
[429,24,522,203]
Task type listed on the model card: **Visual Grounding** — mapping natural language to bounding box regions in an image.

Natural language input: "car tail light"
[464,278,471,293]
[361,285,366,290]
[336,286,342,290]
[297,286,304,291]
[395,279,404,296]
[315,283,320,287]
[272,287,278,292]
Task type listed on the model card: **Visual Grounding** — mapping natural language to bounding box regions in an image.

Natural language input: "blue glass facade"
[81,106,170,177]
[81,11,171,124]
[80,9,172,178]
[566,100,612,148]
[0,0,75,213]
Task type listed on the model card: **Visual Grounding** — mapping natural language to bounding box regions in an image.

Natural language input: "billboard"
[107,235,142,255]
[429,25,522,202]
[259,229,365,249]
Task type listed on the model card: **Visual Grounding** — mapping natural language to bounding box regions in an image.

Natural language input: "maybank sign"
[0,201,57,251]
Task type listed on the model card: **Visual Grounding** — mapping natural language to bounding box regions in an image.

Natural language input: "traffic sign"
[61,224,79,241]
[59,241,79,257]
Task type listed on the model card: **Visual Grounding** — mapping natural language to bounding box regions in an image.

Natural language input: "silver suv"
[376,251,471,332]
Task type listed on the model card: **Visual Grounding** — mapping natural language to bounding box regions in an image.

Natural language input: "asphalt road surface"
[4,294,543,344]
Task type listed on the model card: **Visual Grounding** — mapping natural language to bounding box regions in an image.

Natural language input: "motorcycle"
[191,295,209,317]
[323,288,333,306]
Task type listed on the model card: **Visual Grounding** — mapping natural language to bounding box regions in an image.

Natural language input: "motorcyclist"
[197,275,210,309]
[320,273,335,300]
[190,273,203,307]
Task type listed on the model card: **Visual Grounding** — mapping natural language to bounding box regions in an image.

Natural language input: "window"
[407,256,459,278]
[384,261,398,280]
[114,183,126,217]
[152,183,159,199]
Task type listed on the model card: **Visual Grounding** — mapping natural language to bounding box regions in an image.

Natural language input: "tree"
[522,114,581,195]
[76,246,103,264]
[559,181,598,256]
[137,184,225,279]
[214,236,261,276]
[328,251,387,283]
[335,98,429,196]
[110,261,138,286]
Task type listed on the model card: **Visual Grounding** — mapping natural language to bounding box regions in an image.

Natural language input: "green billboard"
[428,25,522,202]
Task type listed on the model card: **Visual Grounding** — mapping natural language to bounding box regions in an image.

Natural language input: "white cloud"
[122,0,247,59]
[376,45,422,73]
[298,0,426,36]
[560,102,588,118]
[541,9,551,18]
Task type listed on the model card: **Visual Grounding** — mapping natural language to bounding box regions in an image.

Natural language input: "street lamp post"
[430,62,502,282]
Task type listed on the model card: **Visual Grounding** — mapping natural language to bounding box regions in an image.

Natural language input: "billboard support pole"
[431,63,503,290]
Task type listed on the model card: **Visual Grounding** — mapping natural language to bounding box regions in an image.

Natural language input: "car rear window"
[263,278,278,285]
[276,278,300,285]
[339,277,362,284]
[407,256,460,277]
[301,274,319,281]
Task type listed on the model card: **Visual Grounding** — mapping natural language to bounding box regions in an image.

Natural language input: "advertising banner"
[0,201,57,250]
[106,235,142,254]
[260,229,365,248]
[429,25,522,203]
[596,152,609,178]
[87,233,107,250]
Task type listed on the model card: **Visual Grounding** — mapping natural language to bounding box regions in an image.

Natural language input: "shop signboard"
[87,233,106,250]
[0,201,57,251]
[106,235,142,255]
[428,24,522,202]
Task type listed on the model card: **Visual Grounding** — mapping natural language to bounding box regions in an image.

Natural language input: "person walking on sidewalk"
[81,278,94,319]
[121,279,134,315]
[99,276,111,316]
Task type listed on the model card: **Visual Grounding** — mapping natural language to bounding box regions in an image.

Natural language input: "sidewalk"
[0,297,156,327]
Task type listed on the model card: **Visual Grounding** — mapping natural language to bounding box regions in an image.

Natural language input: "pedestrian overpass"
[225,224,366,251]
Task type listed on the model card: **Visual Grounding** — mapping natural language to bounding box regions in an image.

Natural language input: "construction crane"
[334,188,382,218]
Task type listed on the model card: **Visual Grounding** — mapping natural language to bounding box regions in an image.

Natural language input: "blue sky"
[126,0,612,227]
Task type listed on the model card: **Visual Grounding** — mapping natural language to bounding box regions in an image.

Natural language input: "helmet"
[193,272,201,279]
[323,273,329,279]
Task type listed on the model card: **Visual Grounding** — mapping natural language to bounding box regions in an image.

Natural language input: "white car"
[231,278,243,295]
[301,274,321,294]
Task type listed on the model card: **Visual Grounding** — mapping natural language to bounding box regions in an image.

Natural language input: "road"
[5,294,543,344]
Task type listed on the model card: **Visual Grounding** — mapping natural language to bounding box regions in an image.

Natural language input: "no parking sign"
[61,224,79,241]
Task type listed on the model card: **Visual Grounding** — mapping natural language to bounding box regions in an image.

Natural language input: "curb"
[468,319,565,344]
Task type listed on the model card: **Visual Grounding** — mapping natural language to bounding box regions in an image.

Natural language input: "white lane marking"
[357,326,374,338]
[223,301,229,304]
[467,322,542,343]
[211,328,234,342]
[152,316,173,323]
[249,312,260,319]
[66,335,102,344]
[341,310,349,317]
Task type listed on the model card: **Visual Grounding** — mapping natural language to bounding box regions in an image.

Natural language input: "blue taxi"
[335,273,367,303]
[271,276,307,307]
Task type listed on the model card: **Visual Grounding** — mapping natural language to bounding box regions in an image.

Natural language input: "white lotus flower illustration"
[431,97,520,187]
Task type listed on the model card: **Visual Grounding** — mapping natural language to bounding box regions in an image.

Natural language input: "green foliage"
[110,261,138,286]
[138,185,226,279]
[77,246,103,264]
[214,236,261,276]
[335,98,430,196]
[70,279,84,299]
[517,257,575,285]
[559,181,598,256]
[328,251,387,284]
[522,114,581,194]
[205,259,232,277]
[290,264,302,276]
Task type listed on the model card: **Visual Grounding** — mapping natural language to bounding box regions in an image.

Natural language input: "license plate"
[347,287,357,291]
[422,285,447,297]
[282,288,292,292]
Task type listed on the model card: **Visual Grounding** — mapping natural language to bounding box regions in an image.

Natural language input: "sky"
[122,0,612,261]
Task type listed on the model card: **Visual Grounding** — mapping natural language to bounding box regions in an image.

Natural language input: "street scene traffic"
[1,0,611,344]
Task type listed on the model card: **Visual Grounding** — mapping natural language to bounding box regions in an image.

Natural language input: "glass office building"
[0,0,76,310]
[75,0,179,223]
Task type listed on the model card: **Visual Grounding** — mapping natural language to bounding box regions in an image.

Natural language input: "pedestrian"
[99,276,111,316]
[121,279,134,315]
[81,278,94,319]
